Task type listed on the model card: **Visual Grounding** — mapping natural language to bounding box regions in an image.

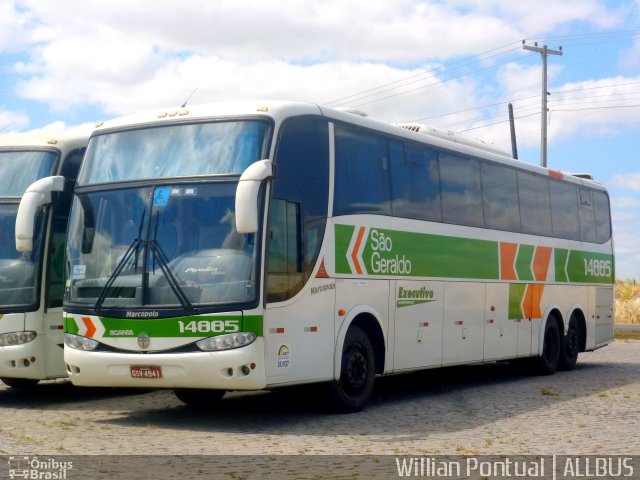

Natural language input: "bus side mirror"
[15,176,65,252]
[235,159,273,233]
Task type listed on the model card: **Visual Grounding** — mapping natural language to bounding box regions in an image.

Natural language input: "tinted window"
[518,171,552,236]
[549,180,580,240]
[334,125,391,216]
[80,120,271,185]
[389,141,441,221]
[481,162,520,232]
[578,188,596,243]
[267,116,329,302]
[439,153,483,227]
[593,191,611,243]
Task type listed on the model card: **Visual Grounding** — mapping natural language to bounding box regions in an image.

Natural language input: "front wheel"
[326,326,376,413]
[1,377,40,389]
[174,388,226,407]
[534,317,561,375]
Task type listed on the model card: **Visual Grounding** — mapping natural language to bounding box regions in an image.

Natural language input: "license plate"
[130,366,162,379]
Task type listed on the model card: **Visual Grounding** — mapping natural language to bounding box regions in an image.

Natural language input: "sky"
[1,0,639,279]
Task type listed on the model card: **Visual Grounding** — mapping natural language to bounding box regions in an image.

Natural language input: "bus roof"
[0,129,91,151]
[91,100,605,191]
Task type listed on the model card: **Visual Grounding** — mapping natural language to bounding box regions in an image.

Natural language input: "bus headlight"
[64,333,99,351]
[196,332,257,352]
[0,331,37,346]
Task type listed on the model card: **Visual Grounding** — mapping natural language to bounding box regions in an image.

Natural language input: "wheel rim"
[343,345,368,393]
[566,324,578,356]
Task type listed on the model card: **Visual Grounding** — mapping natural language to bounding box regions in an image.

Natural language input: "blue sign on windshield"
[153,187,171,208]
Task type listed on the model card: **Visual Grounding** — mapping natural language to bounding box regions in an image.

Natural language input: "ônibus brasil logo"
[347,226,412,276]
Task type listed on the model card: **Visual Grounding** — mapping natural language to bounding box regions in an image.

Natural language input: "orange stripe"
[548,169,564,179]
[522,284,545,319]
[351,227,365,275]
[499,242,518,280]
[532,246,552,281]
[82,317,96,338]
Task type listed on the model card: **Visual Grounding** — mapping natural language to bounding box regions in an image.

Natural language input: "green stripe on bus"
[336,225,499,279]
[334,224,355,275]
[64,316,79,334]
[508,283,527,319]
[554,248,569,282]
[65,315,263,338]
[515,244,534,281]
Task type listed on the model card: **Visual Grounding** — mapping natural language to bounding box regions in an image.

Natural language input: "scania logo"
[126,311,159,318]
[137,333,151,350]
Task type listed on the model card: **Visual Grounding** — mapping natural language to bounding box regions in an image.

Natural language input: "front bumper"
[65,338,267,390]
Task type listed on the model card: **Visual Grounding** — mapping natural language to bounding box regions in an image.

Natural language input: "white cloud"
[0,109,30,132]
[611,172,640,192]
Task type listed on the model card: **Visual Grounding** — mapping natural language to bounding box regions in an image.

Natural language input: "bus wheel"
[1,377,40,389]
[559,315,580,371]
[534,317,561,375]
[173,388,226,407]
[326,326,375,413]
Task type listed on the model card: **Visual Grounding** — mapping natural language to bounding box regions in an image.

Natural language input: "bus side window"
[481,162,520,232]
[267,199,302,302]
[593,191,611,243]
[267,116,329,303]
[549,180,580,240]
[439,153,483,228]
[518,171,552,237]
[46,148,85,309]
[578,188,597,243]
[390,141,441,222]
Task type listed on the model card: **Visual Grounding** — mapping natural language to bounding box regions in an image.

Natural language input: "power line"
[324,41,524,106]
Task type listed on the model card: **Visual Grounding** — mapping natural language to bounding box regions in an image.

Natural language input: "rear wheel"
[326,326,376,413]
[174,388,226,407]
[1,377,40,389]
[534,317,561,375]
[559,315,580,371]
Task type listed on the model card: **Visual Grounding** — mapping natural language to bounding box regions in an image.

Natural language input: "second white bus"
[0,131,88,388]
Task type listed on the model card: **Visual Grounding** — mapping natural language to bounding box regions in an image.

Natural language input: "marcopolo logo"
[126,311,160,318]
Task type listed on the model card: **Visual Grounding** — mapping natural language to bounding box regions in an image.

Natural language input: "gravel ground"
[0,340,638,457]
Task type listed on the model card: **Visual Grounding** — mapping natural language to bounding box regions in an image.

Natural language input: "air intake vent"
[394,122,511,158]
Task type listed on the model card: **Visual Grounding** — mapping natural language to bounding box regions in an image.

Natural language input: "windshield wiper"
[94,210,146,313]
[94,238,141,313]
[148,213,193,314]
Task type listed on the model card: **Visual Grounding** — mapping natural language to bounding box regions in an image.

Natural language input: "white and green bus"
[0,131,87,388]
[61,101,614,411]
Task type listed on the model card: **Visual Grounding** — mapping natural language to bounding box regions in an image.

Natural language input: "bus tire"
[173,388,225,407]
[326,326,375,413]
[559,315,580,371]
[1,377,40,389]
[534,316,561,375]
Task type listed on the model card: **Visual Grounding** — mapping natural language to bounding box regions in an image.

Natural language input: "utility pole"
[522,40,562,168]
[508,103,518,160]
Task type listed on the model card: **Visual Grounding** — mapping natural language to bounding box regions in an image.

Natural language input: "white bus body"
[0,132,88,388]
[61,102,614,410]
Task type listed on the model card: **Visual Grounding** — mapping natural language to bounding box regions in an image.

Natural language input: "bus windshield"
[0,150,58,196]
[66,182,258,311]
[0,203,47,310]
[79,120,271,185]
